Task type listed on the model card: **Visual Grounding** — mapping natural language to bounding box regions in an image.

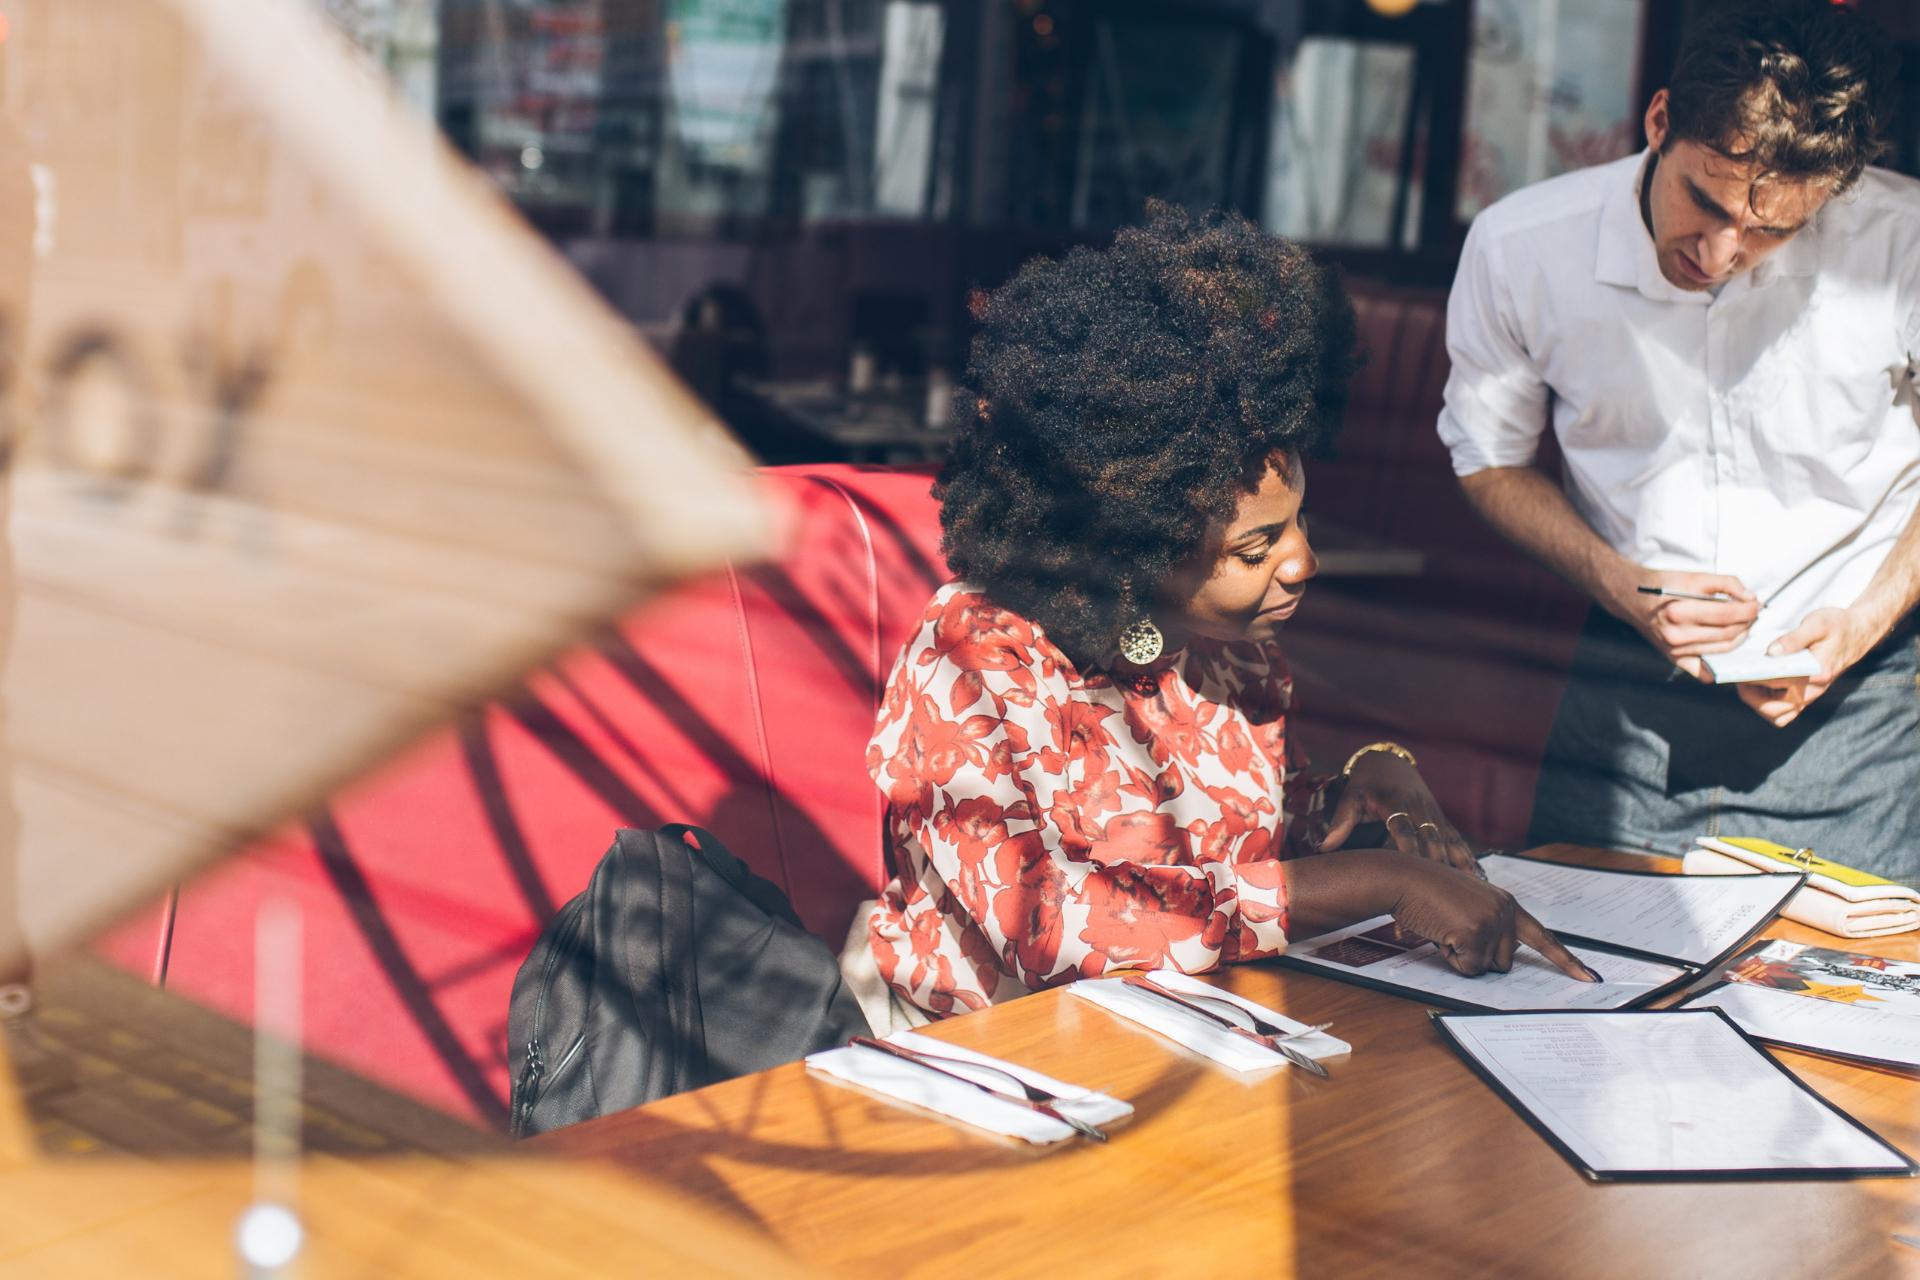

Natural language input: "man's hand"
[1603,567,1760,680]
[1736,606,1878,727]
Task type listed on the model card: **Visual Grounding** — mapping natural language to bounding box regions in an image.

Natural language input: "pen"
[1636,585,1739,604]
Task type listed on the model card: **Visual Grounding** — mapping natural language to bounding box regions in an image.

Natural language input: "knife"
[1121,974,1332,1079]
[849,1036,1110,1143]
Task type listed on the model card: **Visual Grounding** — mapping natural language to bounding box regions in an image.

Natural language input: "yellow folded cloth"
[1684,845,1920,939]
[1694,836,1920,900]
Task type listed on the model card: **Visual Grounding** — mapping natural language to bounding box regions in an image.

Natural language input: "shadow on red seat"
[93,464,948,1128]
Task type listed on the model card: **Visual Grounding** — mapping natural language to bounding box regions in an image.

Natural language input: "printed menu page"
[1436,1011,1912,1177]
[1680,940,1920,1068]
[1280,916,1686,1011]
[1481,855,1799,966]
[1685,982,1920,1070]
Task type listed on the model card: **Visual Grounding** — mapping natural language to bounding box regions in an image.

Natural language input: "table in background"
[542,845,1919,1280]
[737,378,956,465]
[742,378,1427,576]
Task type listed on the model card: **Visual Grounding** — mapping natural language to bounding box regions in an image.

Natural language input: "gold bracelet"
[1341,741,1416,776]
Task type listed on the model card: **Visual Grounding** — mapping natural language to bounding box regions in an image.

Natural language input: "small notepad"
[1702,650,1822,684]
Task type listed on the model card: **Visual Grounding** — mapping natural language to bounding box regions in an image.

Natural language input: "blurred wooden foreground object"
[0,955,814,1276]
[545,846,1920,1280]
[0,0,772,969]
[0,1074,811,1277]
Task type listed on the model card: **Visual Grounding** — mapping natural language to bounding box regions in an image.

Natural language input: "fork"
[849,1036,1111,1143]
[1121,974,1333,1079]
[1175,989,1334,1043]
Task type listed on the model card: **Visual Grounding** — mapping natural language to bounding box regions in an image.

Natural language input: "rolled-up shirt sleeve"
[1438,218,1551,477]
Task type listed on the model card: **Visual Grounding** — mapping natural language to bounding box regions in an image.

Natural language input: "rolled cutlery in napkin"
[1070,970,1350,1073]
[805,1031,1131,1145]
[1693,836,1920,902]
[1683,848,1920,939]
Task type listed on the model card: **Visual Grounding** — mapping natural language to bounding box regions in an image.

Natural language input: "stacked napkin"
[805,1031,1131,1145]
[1068,969,1350,1072]
[1685,836,1920,939]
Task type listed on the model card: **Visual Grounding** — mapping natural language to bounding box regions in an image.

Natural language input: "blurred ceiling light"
[1365,0,1421,15]
[521,145,544,170]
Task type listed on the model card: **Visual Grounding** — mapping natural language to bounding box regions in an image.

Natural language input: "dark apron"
[1528,609,1920,886]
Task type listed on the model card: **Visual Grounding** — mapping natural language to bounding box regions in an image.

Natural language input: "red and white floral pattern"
[864,582,1332,1017]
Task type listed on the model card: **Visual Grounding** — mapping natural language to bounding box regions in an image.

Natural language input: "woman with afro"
[848,204,1594,1027]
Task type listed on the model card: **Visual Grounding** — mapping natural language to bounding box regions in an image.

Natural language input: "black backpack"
[507,825,870,1137]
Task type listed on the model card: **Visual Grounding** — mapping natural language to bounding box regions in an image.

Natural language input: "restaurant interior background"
[412,0,1920,456]
[319,0,1916,1045]
[0,0,1916,1215]
[395,0,1920,851]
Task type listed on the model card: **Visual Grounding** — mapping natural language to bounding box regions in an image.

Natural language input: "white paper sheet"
[1280,914,1685,1010]
[1684,981,1920,1070]
[1437,1011,1911,1176]
[1481,854,1798,966]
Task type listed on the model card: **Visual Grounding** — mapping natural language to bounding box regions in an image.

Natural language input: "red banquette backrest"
[93,464,949,1126]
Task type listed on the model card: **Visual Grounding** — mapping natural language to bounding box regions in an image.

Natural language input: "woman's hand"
[1386,848,1598,981]
[1281,847,1598,982]
[1319,749,1480,876]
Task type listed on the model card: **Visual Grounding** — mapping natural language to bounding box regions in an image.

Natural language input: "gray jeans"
[1529,610,1920,886]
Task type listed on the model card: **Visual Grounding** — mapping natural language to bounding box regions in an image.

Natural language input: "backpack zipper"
[511,1038,545,1137]
[511,899,589,1137]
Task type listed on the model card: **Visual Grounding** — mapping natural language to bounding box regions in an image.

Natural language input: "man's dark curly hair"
[937,201,1359,666]
[1667,0,1895,195]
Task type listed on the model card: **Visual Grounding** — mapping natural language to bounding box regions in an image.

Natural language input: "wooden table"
[0,956,814,1278]
[542,845,1920,1279]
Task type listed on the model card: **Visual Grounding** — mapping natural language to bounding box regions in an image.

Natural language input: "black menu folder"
[1275,853,1803,1011]
[1434,1008,1915,1181]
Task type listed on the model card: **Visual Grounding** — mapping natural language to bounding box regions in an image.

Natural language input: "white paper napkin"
[805,1030,1132,1145]
[1069,969,1351,1073]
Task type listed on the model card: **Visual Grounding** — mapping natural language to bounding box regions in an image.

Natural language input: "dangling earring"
[1118,616,1164,665]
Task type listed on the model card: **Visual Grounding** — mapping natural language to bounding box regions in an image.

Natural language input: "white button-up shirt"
[1439,150,1920,654]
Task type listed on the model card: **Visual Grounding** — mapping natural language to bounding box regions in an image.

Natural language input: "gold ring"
[1386,811,1412,826]
[1418,821,1442,835]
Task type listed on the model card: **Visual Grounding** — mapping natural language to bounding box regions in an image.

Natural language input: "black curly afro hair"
[937,200,1361,666]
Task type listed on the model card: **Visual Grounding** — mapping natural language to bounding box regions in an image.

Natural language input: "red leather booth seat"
[94,465,950,1128]
[87,294,1591,1127]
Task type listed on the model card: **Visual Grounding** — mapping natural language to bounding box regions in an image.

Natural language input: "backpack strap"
[623,827,708,1094]
[660,824,806,928]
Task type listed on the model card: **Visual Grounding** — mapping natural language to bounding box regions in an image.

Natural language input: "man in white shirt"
[1440,0,1920,878]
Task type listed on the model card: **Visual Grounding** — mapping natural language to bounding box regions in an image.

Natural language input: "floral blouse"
[863,582,1333,1017]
